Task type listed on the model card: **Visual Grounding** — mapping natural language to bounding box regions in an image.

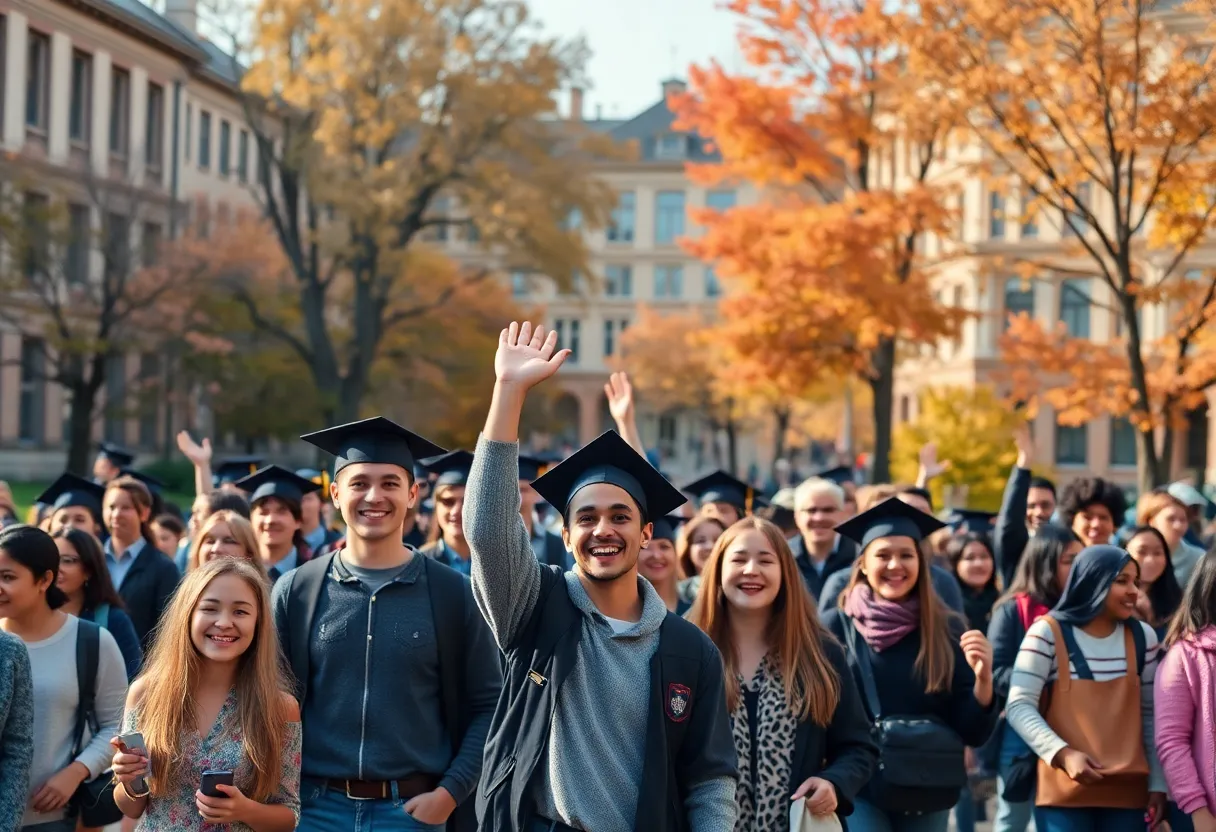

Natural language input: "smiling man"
[790,477,856,601]
[273,417,502,832]
[234,465,322,582]
[465,321,737,832]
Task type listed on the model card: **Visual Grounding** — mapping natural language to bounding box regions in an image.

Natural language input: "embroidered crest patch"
[666,683,691,722]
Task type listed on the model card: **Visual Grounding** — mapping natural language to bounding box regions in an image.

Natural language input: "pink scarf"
[842,583,920,652]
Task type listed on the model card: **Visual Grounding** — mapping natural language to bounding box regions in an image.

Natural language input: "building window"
[1055,422,1088,466]
[1059,278,1092,337]
[19,338,45,443]
[1003,277,1034,330]
[109,67,130,156]
[554,319,580,364]
[238,130,249,182]
[146,83,164,171]
[510,270,529,297]
[69,51,92,144]
[654,264,684,298]
[105,213,131,277]
[603,319,629,357]
[141,222,162,267]
[658,414,678,458]
[604,264,632,297]
[608,192,635,243]
[138,354,160,447]
[655,134,686,160]
[105,356,127,443]
[655,191,686,245]
[1110,416,1137,467]
[706,190,737,211]
[26,31,50,131]
[219,120,231,176]
[989,191,1005,239]
[185,103,193,161]
[199,111,212,169]
[705,266,722,297]
[67,204,91,284]
[22,192,49,278]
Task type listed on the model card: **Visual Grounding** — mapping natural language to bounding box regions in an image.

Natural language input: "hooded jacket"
[1155,626,1216,815]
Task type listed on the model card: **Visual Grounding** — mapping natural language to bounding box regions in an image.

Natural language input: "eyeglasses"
[59,556,82,567]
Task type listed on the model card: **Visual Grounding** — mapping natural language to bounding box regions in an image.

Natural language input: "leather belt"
[323,773,439,800]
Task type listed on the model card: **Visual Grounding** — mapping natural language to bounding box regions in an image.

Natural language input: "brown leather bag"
[1035,616,1149,808]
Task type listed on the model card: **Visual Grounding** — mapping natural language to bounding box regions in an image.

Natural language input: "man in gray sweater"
[465,321,737,832]
[0,630,33,832]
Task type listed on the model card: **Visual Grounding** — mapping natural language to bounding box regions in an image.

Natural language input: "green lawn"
[7,481,194,519]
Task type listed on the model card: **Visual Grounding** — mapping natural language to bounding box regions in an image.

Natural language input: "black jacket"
[994,466,1031,588]
[791,535,858,602]
[117,541,181,654]
[537,529,569,570]
[477,564,736,832]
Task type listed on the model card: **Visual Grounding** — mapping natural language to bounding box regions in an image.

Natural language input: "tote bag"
[789,797,843,832]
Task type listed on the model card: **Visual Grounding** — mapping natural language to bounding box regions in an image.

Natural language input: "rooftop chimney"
[569,87,584,122]
[661,78,687,101]
[165,0,198,33]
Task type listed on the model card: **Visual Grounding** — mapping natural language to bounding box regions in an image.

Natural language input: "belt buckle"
[344,780,385,801]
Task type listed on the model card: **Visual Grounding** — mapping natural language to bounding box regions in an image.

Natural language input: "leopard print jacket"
[732,654,799,832]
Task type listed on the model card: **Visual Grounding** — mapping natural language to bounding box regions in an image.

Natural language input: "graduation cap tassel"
[745,487,754,515]
[320,470,331,493]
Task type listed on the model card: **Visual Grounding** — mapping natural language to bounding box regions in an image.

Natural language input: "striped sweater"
[1006,618,1166,792]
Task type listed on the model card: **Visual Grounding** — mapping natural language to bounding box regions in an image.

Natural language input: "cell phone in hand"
[200,770,234,798]
[117,732,150,794]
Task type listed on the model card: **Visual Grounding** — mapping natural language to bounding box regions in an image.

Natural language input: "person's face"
[639,537,679,585]
[199,520,247,565]
[897,492,933,515]
[1103,561,1141,621]
[519,480,541,520]
[0,548,53,618]
[1026,487,1056,531]
[1127,531,1168,586]
[720,528,782,612]
[1072,503,1114,547]
[93,456,119,483]
[862,535,920,602]
[840,482,858,520]
[103,489,146,541]
[956,541,994,590]
[191,573,258,663]
[1151,504,1189,550]
[50,506,98,537]
[702,502,741,527]
[300,492,323,530]
[562,483,647,583]
[436,486,467,543]
[189,494,210,537]
[1055,541,1081,593]
[332,464,417,542]
[689,523,723,575]
[251,498,300,551]
[151,523,179,557]
[55,537,89,597]
[795,491,841,547]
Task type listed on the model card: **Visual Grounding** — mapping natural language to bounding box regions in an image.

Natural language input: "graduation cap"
[234,465,321,506]
[683,470,760,513]
[214,456,263,486]
[296,468,332,494]
[835,497,946,550]
[651,516,678,542]
[531,431,687,523]
[422,450,475,488]
[949,509,997,533]
[97,442,135,469]
[119,469,166,516]
[518,453,560,482]
[300,417,445,477]
[813,465,856,486]
[35,473,105,518]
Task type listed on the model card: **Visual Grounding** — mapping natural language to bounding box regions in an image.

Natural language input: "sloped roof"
[604,94,719,163]
[83,0,207,60]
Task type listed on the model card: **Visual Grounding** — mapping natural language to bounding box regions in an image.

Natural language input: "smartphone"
[117,732,149,794]
[200,770,234,798]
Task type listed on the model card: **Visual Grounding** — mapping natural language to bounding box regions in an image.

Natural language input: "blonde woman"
[676,514,727,607]
[110,558,300,831]
[1136,490,1206,588]
[187,511,271,584]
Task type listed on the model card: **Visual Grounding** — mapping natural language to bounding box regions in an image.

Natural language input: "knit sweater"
[465,435,736,832]
[1155,627,1216,815]
[0,630,34,832]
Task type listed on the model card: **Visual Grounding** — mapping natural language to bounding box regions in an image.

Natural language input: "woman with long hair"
[676,514,726,608]
[1125,525,1184,638]
[640,519,689,614]
[102,477,181,652]
[947,533,1000,633]
[0,525,127,832]
[1136,490,1206,587]
[176,490,251,573]
[51,527,141,681]
[822,499,997,832]
[419,452,474,575]
[186,512,270,584]
[986,525,1081,832]
[110,558,301,831]
[1006,545,1166,832]
[688,517,877,830]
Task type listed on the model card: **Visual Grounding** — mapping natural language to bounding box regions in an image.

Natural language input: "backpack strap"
[423,558,467,740]
[1130,620,1147,677]
[73,619,102,758]
[841,614,883,721]
[285,552,337,703]
[1057,622,1094,681]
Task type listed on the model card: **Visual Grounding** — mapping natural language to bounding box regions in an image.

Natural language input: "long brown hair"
[103,476,158,548]
[426,484,462,546]
[677,514,726,579]
[688,517,840,725]
[187,511,269,583]
[137,558,291,802]
[839,534,957,693]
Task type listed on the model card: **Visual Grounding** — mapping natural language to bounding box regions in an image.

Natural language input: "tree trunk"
[868,336,897,484]
[771,407,790,483]
[725,419,739,477]
[65,384,99,476]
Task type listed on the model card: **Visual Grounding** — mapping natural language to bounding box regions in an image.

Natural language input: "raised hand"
[1013,422,1035,469]
[176,430,212,466]
[495,322,570,390]
[604,371,635,426]
[918,441,951,481]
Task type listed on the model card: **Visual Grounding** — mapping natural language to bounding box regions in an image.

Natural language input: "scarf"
[842,582,921,652]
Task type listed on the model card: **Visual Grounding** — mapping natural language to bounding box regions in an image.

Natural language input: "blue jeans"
[1033,806,1144,832]
[1170,802,1195,832]
[295,780,445,832]
[850,799,952,832]
[995,722,1034,832]
[953,784,977,832]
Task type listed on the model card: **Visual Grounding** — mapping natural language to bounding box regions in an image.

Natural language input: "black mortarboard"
[813,465,855,486]
[531,431,687,523]
[35,473,105,516]
[683,470,757,512]
[650,516,678,542]
[948,509,997,533]
[97,442,135,468]
[518,453,558,482]
[423,450,475,488]
[300,417,445,476]
[234,465,320,506]
[214,456,263,486]
[121,469,164,494]
[835,497,946,550]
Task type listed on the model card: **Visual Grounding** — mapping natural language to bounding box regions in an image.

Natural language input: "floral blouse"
[122,689,302,831]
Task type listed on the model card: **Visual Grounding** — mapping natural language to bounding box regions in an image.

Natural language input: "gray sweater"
[0,630,33,832]
[465,435,736,832]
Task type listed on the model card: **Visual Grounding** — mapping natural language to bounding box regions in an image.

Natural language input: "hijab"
[1049,544,1133,627]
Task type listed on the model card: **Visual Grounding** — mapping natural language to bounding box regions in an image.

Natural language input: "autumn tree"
[890,386,1023,511]
[906,0,1216,491]
[673,0,968,483]
[200,0,618,425]
[0,177,202,473]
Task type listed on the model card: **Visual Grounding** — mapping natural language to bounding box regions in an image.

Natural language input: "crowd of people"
[0,319,1214,832]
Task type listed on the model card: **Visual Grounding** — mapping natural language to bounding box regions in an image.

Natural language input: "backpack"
[71,620,123,826]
